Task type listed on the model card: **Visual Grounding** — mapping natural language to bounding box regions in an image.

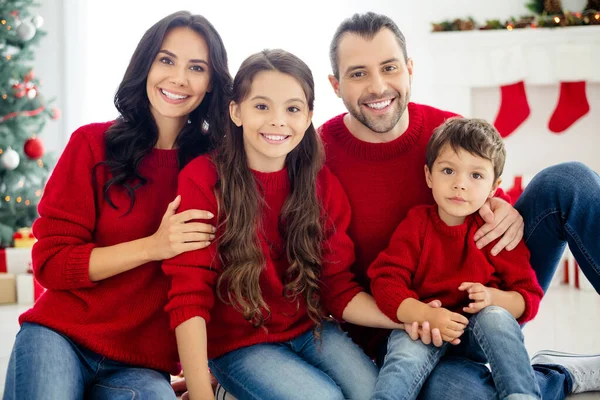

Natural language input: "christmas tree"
[0,0,57,247]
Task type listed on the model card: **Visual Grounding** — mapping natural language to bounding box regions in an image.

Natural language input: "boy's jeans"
[373,306,541,400]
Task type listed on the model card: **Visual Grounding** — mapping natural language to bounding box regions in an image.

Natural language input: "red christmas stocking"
[493,81,531,138]
[548,81,590,134]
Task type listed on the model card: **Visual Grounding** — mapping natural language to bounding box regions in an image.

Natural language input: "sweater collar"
[323,102,424,161]
[143,148,179,168]
[251,167,289,192]
[430,205,473,238]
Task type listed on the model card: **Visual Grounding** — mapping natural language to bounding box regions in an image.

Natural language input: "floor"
[0,284,599,398]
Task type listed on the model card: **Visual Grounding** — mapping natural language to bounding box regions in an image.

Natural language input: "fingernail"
[210,234,216,240]
[491,249,498,256]
[207,212,214,219]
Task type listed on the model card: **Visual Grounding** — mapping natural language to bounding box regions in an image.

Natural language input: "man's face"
[329,28,413,134]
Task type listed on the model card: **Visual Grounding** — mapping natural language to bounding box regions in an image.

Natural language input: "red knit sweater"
[20,122,181,374]
[163,156,362,359]
[319,102,510,353]
[369,205,543,325]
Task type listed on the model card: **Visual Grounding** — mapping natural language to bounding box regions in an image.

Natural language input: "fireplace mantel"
[427,26,600,115]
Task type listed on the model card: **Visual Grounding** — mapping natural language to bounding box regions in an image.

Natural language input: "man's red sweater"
[163,156,363,359]
[369,205,543,325]
[319,102,509,353]
[20,122,181,374]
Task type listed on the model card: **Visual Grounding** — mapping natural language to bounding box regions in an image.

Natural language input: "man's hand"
[475,197,524,255]
[459,282,493,313]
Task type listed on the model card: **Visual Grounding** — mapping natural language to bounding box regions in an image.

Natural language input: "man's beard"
[344,89,410,134]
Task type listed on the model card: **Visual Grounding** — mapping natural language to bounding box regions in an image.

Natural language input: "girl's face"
[229,70,313,172]
[146,27,212,132]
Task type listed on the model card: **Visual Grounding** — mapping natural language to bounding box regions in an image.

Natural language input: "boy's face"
[328,28,413,135]
[425,145,501,226]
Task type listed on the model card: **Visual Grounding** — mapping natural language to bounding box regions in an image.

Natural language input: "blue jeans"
[421,162,600,400]
[3,323,175,400]
[209,322,378,400]
[374,307,540,400]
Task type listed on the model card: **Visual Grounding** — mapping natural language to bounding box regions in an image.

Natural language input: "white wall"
[34,0,599,184]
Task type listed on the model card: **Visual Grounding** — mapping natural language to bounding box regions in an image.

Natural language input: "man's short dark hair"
[329,12,408,79]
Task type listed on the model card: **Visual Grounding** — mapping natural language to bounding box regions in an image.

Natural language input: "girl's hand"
[459,282,493,313]
[147,195,216,260]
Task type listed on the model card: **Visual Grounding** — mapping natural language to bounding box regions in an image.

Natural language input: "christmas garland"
[432,2,600,32]
[0,104,45,123]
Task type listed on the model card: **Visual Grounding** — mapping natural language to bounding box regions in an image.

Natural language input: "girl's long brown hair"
[214,49,328,332]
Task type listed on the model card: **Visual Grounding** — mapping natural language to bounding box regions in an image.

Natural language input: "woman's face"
[146,27,212,131]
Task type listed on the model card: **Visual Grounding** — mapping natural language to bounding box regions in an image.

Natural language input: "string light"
[6,26,10,30]
[37,160,44,167]
[16,197,22,203]
[2,94,7,99]
[17,180,24,188]
[595,13,600,20]
[35,190,42,197]
[25,200,30,206]
[554,16,560,23]
[506,24,514,31]
[6,55,11,60]
[4,196,10,202]
[1,20,5,25]
[0,148,3,155]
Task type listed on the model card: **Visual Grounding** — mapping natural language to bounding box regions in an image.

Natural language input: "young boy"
[368,117,545,400]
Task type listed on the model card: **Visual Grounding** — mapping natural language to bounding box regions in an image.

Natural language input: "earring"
[187,118,192,124]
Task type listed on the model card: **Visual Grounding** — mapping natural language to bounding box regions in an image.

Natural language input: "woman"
[3,11,232,400]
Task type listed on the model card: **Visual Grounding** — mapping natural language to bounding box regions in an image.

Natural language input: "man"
[320,11,600,399]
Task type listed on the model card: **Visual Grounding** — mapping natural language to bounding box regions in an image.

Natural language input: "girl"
[3,11,231,400]
[163,49,404,400]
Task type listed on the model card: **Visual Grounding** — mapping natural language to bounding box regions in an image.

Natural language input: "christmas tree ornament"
[548,81,590,133]
[24,137,45,159]
[493,81,531,138]
[0,148,20,170]
[51,107,61,120]
[31,15,44,28]
[16,20,36,41]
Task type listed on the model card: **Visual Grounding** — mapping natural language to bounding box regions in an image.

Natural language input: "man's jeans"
[3,323,175,400]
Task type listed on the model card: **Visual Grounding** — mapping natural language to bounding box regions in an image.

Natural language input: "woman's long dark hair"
[214,49,328,333]
[99,11,231,211]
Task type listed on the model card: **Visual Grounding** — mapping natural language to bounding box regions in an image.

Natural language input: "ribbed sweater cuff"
[514,288,539,324]
[65,243,97,289]
[170,306,210,330]
[377,287,416,324]
[329,286,363,321]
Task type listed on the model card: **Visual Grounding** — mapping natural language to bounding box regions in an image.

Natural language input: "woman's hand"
[147,195,216,260]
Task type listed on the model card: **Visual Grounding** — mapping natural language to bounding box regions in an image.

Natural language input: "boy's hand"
[424,307,468,343]
[459,282,493,313]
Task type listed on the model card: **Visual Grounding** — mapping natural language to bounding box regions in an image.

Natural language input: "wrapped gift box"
[0,273,17,304]
[16,273,45,304]
[0,247,32,275]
